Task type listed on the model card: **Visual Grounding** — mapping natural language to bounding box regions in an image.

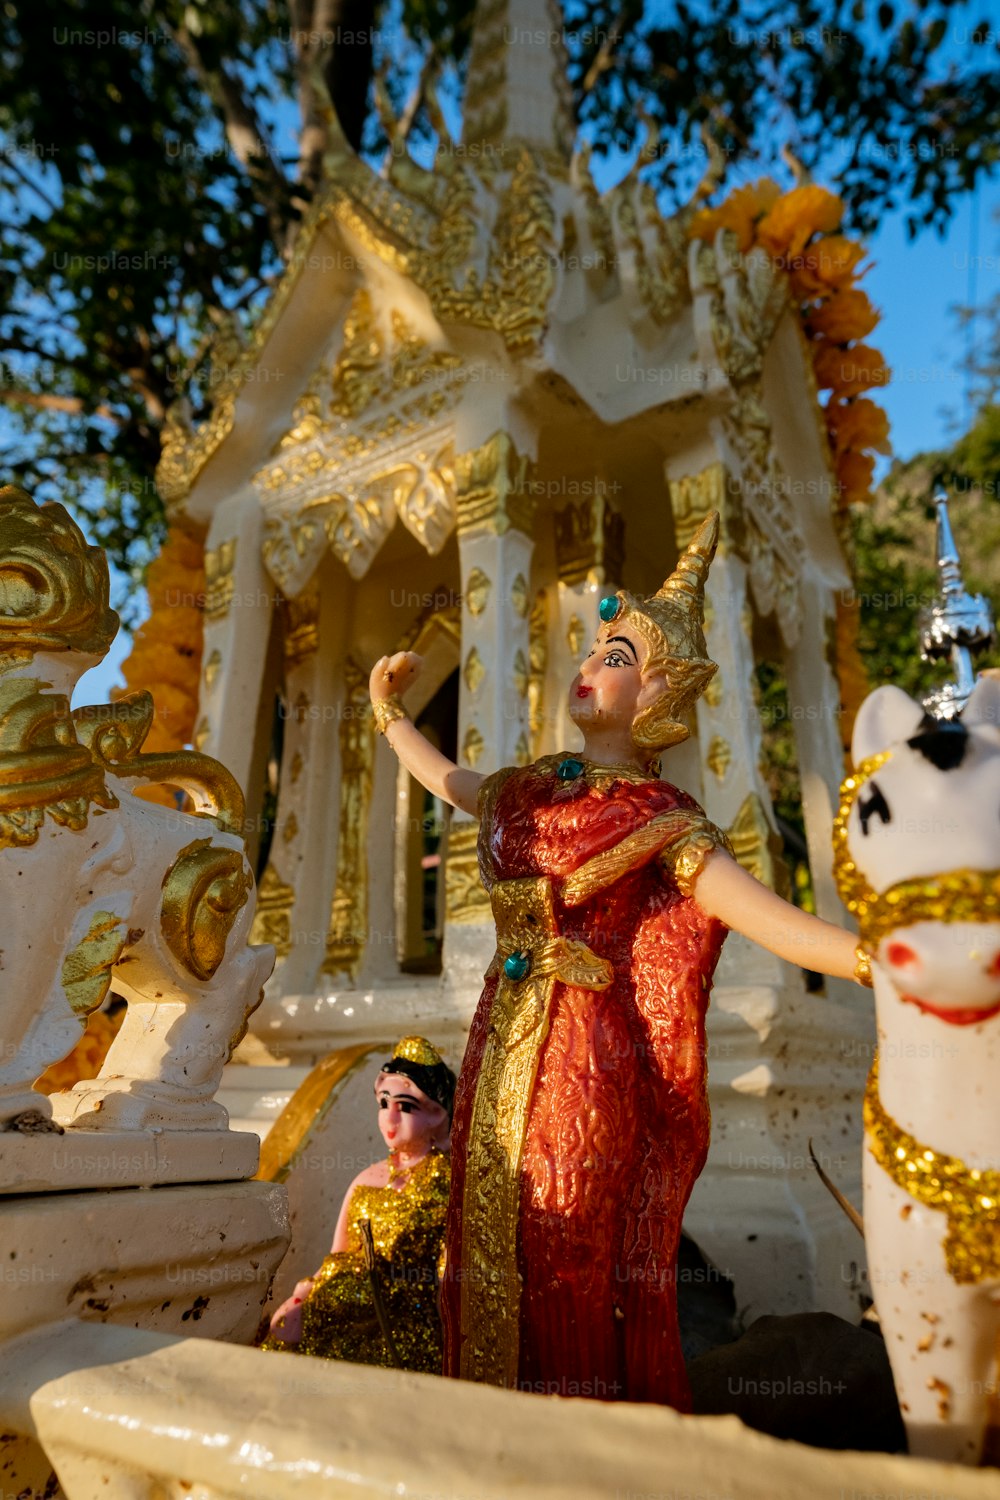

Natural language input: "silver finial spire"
[919,492,995,718]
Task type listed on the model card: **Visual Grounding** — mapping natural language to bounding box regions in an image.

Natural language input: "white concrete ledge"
[0,1319,996,1500]
[0,1127,259,1195]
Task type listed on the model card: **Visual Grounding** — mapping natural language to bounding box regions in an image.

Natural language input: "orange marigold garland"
[118,517,207,762]
[689,179,892,741]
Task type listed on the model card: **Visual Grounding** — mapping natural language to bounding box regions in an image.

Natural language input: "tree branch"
[167,20,293,250]
[0,389,122,423]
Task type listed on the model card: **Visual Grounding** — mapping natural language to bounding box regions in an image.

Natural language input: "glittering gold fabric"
[865,1057,1000,1284]
[562,810,728,907]
[261,1150,450,1370]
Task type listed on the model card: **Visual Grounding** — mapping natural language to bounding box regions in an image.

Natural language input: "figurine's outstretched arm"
[693,848,864,983]
[369,652,484,816]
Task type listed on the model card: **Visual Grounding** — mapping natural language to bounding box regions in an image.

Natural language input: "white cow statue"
[835,675,1000,1465]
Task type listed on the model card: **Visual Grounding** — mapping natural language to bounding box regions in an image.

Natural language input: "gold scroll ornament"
[161,838,254,982]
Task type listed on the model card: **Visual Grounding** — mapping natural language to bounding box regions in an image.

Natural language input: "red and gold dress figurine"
[370,512,867,1408]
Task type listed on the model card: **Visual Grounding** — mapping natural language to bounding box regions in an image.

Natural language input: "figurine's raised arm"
[369,651,484,815]
[689,846,863,981]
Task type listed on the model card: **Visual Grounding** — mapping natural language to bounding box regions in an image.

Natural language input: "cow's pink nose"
[887,941,919,969]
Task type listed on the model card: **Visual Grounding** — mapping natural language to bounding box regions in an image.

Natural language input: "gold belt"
[865,1056,1000,1284]
[459,876,613,1388]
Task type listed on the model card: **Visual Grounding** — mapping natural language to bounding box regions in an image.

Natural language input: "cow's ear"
[962,672,1000,737]
[851,685,925,766]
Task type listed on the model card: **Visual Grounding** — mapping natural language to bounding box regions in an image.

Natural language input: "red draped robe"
[441,756,728,1408]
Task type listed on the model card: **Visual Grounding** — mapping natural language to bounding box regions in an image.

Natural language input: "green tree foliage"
[0,0,996,609]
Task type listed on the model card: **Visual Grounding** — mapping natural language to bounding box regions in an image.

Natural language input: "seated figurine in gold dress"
[260,1037,455,1372]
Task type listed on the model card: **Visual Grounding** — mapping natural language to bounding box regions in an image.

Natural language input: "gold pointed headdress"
[600,511,720,755]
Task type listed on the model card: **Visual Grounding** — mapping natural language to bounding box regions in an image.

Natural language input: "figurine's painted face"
[569,622,664,741]
[374,1071,448,1157]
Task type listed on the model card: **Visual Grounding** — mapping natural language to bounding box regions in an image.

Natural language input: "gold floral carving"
[0,677,117,849]
[668,463,735,551]
[282,813,299,844]
[158,124,560,508]
[454,433,535,537]
[444,820,491,925]
[328,146,559,357]
[513,732,530,765]
[203,648,222,691]
[328,290,463,423]
[75,691,245,835]
[726,791,791,898]
[249,864,296,959]
[613,181,689,328]
[160,838,253,981]
[703,675,722,708]
[398,601,462,656]
[260,446,458,591]
[512,648,529,699]
[465,567,492,616]
[194,717,210,752]
[527,591,548,755]
[706,734,732,781]
[60,911,127,1017]
[553,494,625,586]
[462,725,485,767]
[324,658,376,979]
[290,751,304,784]
[281,581,321,671]
[463,647,486,695]
[566,614,585,656]
[691,236,803,645]
[204,538,237,623]
[510,573,528,618]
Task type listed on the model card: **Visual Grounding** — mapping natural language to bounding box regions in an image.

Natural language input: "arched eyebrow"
[605,635,638,662]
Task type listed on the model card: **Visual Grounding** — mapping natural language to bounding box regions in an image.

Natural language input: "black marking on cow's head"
[858,781,891,836]
[905,711,969,771]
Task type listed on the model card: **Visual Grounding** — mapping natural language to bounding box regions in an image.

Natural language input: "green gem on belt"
[503,950,531,981]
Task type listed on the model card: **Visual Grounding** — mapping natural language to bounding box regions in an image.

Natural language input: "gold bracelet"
[853,945,874,988]
[372,694,407,736]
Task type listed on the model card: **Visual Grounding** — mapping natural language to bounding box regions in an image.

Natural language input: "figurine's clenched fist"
[369,651,422,704]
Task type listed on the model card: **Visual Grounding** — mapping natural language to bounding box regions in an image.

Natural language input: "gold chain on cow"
[864,1055,1000,1284]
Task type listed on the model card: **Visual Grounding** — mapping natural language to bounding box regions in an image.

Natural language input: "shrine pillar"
[442,432,536,1008]
[671,465,789,900]
[196,489,273,800]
